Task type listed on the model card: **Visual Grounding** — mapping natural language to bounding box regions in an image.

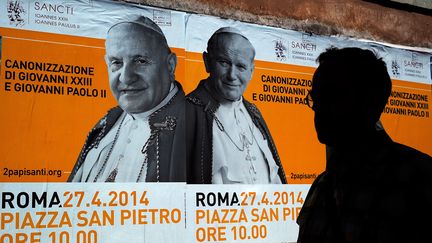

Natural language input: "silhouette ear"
[203,51,210,73]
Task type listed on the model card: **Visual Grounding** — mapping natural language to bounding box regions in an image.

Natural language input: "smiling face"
[204,33,255,102]
[105,23,175,114]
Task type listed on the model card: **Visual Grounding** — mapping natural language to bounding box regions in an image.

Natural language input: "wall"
[128,0,432,49]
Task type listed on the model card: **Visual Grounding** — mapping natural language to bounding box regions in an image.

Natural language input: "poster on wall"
[183,14,432,242]
[1,0,190,242]
[184,13,432,185]
[0,0,186,183]
[1,0,431,242]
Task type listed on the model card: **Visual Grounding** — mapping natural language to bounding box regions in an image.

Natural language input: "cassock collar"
[129,82,178,121]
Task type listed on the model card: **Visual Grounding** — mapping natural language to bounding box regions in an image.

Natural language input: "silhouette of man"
[297,47,432,243]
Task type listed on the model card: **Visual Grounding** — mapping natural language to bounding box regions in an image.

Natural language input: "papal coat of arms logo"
[7,0,26,27]
[274,39,288,62]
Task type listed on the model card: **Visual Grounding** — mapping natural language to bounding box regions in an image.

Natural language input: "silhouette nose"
[119,62,137,84]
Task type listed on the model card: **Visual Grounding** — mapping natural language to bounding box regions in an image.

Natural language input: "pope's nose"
[119,62,138,84]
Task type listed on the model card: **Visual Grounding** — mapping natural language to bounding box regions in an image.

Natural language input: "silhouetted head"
[203,27,255,102]
[105,16,177,114]
[309,47,391,147]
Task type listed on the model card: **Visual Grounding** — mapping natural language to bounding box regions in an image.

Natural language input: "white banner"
[1,183,186,242]
[185,185,310,243]
[1,0,186,48]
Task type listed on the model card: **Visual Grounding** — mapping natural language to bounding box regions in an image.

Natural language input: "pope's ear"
[250,61,255,77]
[167,52,177,75]
[203,51,210,73]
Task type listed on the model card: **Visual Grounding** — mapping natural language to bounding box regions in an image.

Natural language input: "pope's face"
[105,24,174,114]
[204,34,254,102]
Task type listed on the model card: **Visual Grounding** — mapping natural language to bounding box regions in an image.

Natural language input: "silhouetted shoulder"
[392,142,432,176]
[393,142,431,162]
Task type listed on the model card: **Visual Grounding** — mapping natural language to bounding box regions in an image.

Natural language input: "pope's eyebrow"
[106,55,119,61]
[133,55,152,60]
[133,55,155,64]
[105,55,153,61]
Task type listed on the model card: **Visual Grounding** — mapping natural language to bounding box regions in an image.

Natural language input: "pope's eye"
[109,59,122,71]
[218,60,230,67]
[237,64,247,72]
[135,57,150,65]
[110,60,122,66]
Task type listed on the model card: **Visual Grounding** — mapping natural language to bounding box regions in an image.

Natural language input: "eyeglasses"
[305,89,313,109]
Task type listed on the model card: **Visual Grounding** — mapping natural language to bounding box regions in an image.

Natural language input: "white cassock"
[212,98,282,184]
[72,84,178,182]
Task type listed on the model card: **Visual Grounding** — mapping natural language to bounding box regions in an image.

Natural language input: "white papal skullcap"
[211,26,247,39]
[107,16,166,39]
